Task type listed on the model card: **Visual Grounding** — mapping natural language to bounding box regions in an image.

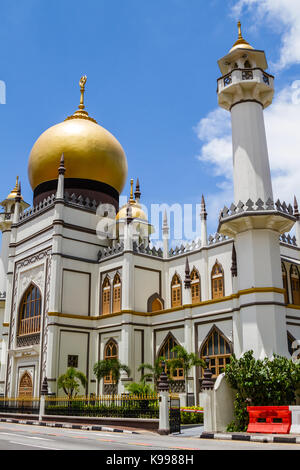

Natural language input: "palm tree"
[93,358,130,390]
[138,357,165,390]
[57,367,87,398]
[168,345,206,394]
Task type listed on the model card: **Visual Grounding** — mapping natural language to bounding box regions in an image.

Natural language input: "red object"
[247,406,291,434]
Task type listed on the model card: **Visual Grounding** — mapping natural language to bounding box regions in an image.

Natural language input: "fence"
[45,394,159,419]
[0,397,40,414]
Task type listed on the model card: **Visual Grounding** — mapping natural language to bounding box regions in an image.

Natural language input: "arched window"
[290,265,300,305]
[244,60,251,68]
[200,326,231,378]
[18,284,42,336]
[151,297,163,312]
[18,371,33,398]
[112,273,121,313]
[171,273,182,308]
[102,276,111,315]
[191,268,201,304]
[158,333,184,381]
[104,339,118,384]
[282,262,289,304]
[211,262,224,299]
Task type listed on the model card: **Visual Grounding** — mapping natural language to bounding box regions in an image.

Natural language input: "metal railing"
[45,394,159,419]
[0,397,40,414]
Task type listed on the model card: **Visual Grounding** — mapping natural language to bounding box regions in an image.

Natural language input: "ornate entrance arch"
[18,371,33,398]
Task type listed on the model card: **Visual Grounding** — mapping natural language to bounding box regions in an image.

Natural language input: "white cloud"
[232,0,300,70]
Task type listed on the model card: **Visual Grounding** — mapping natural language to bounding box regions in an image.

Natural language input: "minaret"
[0,178,29,292]
[218,21,274,204]
[217,22,296,358]
[200,195,208,246]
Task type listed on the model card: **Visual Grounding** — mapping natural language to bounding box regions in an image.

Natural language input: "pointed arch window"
[152,297,163,312]
[112,273,121,313]
[102,276,111,315]
[211,262,224,299]
[104,339,118,384]
[290,265,300,305]
[191,268,201,304]
[282,262,289,304]
[18,284,42,336]
[171,273,182,308]
[244,60,251,68]
[158,334,184,381]
[200,327,231,378]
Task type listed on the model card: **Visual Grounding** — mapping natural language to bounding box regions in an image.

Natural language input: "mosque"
[0,23,299,403]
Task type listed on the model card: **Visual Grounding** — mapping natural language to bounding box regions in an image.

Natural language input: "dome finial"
[229,20,254,52]
[237,21,242,39]
[79,76,87,110]
[129,178,135,203]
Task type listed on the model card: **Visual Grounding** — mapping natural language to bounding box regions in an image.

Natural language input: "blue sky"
[0,0,299,240]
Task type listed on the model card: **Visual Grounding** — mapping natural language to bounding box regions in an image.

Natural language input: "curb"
[200,431,300,444]
[0,417,139,434]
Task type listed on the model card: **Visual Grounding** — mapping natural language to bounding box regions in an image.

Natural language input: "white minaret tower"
[217,23,296,359]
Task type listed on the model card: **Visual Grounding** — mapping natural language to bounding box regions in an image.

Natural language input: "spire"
[294,195,299,219]
[231,243,237,277]
[162,210,169,259]
[58,153,66,175]
[200,195,208,246]
[13,179,22,224]
[200,194,207,220]
[56,153,65,200]
[134,178,141,202]
[184,257,191,289]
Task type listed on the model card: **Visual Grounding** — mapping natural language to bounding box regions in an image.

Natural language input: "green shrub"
[180,406,203,424]
[225,351,300,431]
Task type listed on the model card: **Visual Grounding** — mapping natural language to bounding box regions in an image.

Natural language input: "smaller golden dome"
[116,178,148,221]
[6,176,24,201]
[230,21,254,52]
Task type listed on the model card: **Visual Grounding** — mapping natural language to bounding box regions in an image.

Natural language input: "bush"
[180,406,203,425]
[225,351,300,431]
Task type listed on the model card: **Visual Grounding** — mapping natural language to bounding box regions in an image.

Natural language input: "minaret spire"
[200,195,208,247]
[134,178,141,202]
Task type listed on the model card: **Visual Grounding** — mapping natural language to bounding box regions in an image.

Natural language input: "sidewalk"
[200,430,300,444]
[0,416,142,434]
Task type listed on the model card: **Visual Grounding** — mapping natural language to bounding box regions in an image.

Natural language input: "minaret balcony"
[217,198,296,237]
[217,68,274,110]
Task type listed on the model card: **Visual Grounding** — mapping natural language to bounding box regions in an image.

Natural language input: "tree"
[168,345,206,394]
[225,350,300,431]
[138,357,165,390]
[93,358,130,388]
[57,367,87,398]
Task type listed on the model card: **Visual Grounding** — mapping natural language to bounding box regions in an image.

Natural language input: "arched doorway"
[18,371,33,398]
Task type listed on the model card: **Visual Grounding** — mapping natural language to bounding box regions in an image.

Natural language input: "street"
[0,421,298,451]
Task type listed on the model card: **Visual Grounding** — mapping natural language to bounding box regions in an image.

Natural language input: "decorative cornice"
[47,287,286,321]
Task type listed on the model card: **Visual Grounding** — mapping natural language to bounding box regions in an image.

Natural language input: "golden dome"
[28,77,128,194]
[230,21,254,53]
